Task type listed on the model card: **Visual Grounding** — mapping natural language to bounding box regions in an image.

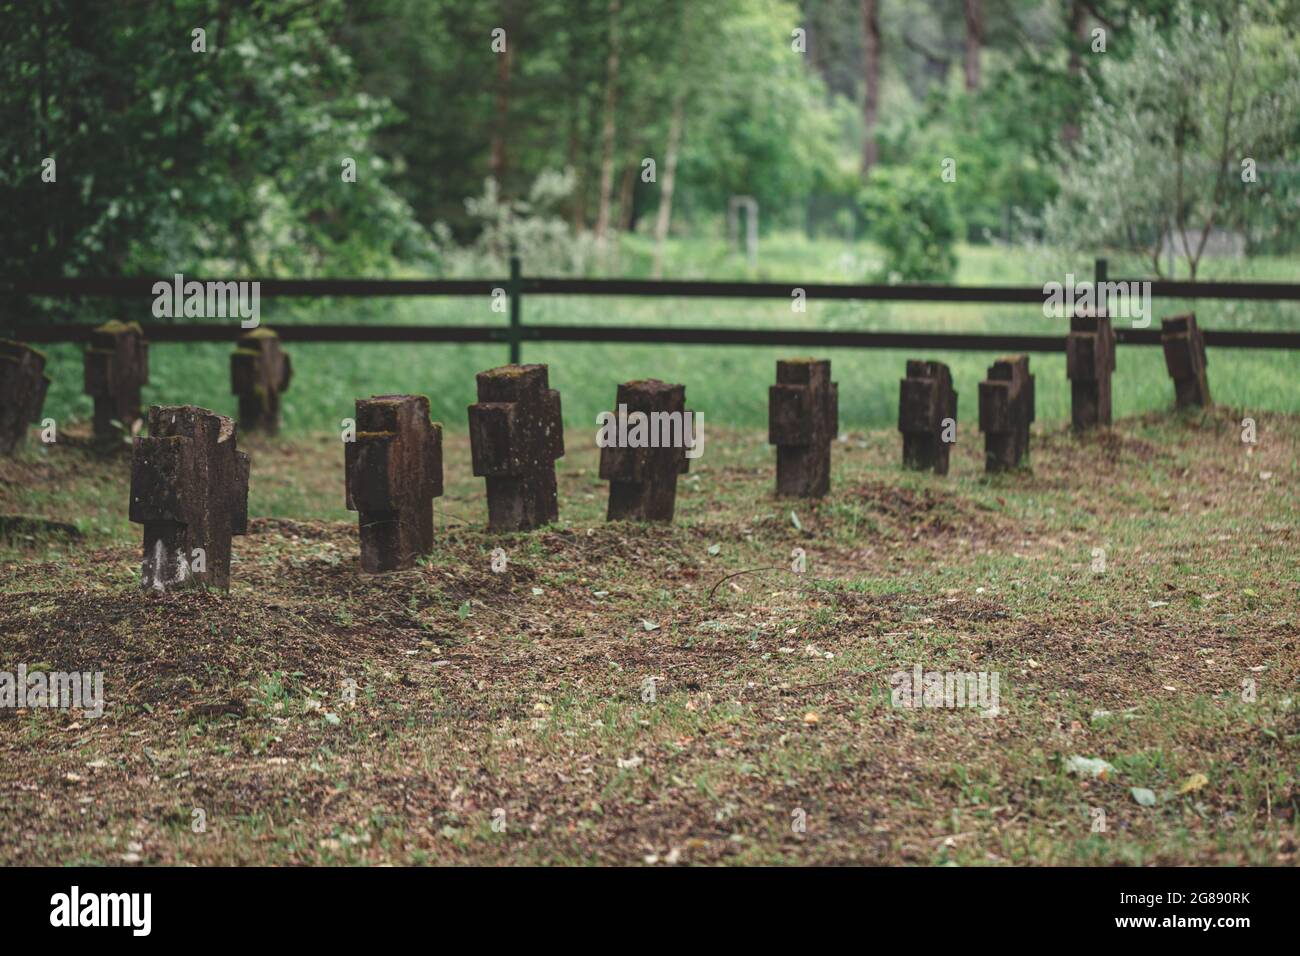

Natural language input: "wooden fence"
[4,258,1299,360]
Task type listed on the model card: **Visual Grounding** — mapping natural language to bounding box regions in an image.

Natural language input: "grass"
[0,401,1296,865]
[25,237,1300,435]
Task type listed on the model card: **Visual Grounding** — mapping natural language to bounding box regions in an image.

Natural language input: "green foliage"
[879,76,1060,244]
[1043,0,1300,277]
[672,0,848,230]
[859,166,961,282]
[449,171,594,274]
[4,0,1299,294]
[0,0,432,306]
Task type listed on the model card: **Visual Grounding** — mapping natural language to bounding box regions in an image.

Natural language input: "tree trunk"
[593,0,621,246]
[861,0,881,174]
[1061,0,1088,147]
[573,89,602,235]
[490,29,512,186]
[652,94,685,279]
[566,106,583,231]
[963,0,982,92]
[617,156,637,233]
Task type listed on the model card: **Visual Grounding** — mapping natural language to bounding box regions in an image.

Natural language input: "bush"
[858,165,961,282]
[447,170,595,275]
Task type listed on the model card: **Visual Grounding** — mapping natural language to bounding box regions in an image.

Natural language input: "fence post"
[508,255,522,364]
[1094,257,1108,294]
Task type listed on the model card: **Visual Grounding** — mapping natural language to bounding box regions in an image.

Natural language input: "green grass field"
[28,238,1300,437]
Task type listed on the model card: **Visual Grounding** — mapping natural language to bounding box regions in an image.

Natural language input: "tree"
[861,0,882,172]
[592,0,622,248]
[1044,1,1300,278]
[0,0,430,304]
[963,0,983,90]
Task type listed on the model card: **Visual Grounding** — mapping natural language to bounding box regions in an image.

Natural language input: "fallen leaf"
[1065,755,1114,779]
[1177,773,1209,795]
[1130,787,1157,807]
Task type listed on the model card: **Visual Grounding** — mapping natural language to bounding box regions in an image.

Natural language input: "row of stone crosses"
[0,311,1212,592]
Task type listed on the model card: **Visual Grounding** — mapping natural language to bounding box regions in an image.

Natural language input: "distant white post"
[728,195,759,268]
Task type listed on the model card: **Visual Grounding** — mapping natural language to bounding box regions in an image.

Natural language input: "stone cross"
[978,355,1035,472]
[599,379,690,522]
[769,358,837,497]
[898,359,957,475]
[85,320,149,442]
[129,405,249,592]
[468,364,564,532]
[1067,312,1116,429]
[1161,313,1211,408]
[344,395,443,572]
[231,328,292,434]
[0,340,50,456]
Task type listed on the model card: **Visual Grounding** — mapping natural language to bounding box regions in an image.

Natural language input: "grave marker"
[898,359,957,475]
[231,328,292,434]
[599,380,690,522]
[129,405,249,591]
[1067,312,1116,429]
[769,358,837,497]
[1161,313,1211,408]
[84,321,149,443]
[0,340,51,455]
[978,355,1035,472]
[345,395,443,572]
[468,364,564,531]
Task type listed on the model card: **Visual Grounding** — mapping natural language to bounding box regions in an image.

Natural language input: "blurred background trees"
[2,0,1298,289]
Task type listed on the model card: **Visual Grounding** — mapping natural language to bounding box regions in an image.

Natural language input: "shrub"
[859,165,961,282]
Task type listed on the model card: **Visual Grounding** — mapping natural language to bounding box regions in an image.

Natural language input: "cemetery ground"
[1,405,1297,865]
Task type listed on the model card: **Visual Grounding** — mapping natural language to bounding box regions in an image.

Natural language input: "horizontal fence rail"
[5,276,1300,301]
[3,258,1298,357]
[7,322,1300,351]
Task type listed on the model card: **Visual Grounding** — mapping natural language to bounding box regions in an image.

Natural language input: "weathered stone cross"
[345,394,443,572]
[0,340,50,456]
[769,358,837,497]
[978,355,1035,472]
[1161,313,1211,408]
[231,328,292,434]
[468,364,564,532]
[898,359,957,475]
[1067,312,1116,429]
[85,321,149,443]
[599,379,690,522]
[129,405,249,591]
